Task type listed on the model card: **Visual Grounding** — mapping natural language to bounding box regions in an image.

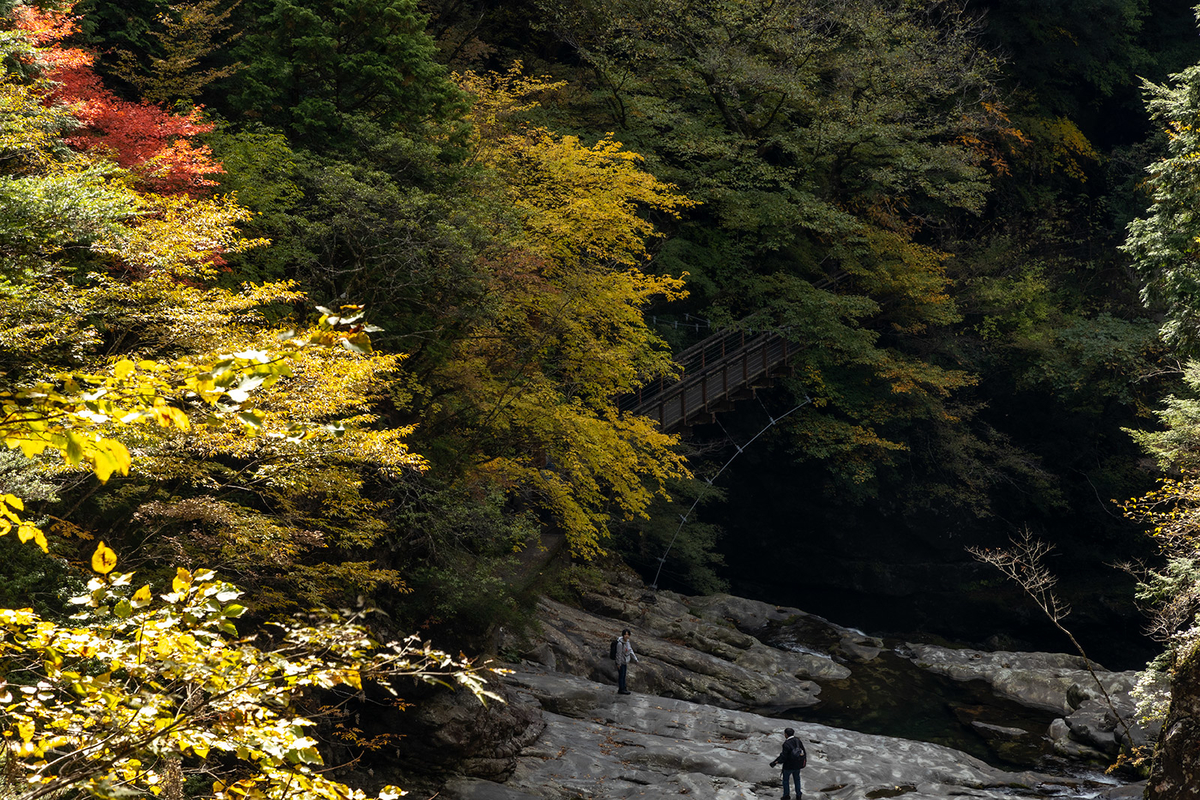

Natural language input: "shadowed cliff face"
[776,647,1059,766]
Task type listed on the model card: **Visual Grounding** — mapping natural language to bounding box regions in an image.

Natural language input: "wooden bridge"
[618,328,794,432]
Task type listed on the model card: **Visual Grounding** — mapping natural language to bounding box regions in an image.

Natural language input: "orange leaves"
[10,3,223,196]
[53,65,223,195]
[9,4,89,68]
[4,4,256,283]
[954,101,1030,179]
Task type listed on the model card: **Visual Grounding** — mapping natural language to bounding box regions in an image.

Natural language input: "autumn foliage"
[0,9,462,800]
[11,4,222,195]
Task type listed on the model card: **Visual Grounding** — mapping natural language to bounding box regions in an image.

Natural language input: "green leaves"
[1124,64,1200,354]
[536,0,1006,484]
[226,0,462,145]
[0,168,137,278]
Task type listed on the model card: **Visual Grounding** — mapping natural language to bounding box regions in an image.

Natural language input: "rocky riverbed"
[387,571,1159,800]
[440,670,1137,800]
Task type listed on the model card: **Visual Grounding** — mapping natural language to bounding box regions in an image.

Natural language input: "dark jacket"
[771,736,806,770]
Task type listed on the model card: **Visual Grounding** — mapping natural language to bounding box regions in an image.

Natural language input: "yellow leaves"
[480,399,689,557]
[499,129,696,269]
[91,438,132,482]
[442,67,697,556]
[455,61,566,142]
[91,541,117,574]
[2,563,495,800]
[254,348,404,424]
[172,567,193,594]
[457,64,696,270]
[1016,115,1099,182]
[113,359,135,379]
[1123,471,1200,554]
[16,523,47,551]
[0,73,73,170]
[92,192,269,280]
[0,494,48,552]
[132,584,153,607]
[340,668,363,691]
[2,299,411,555]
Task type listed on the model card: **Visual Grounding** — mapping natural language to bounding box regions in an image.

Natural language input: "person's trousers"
[782,769,801,798]
[618,663,628,692]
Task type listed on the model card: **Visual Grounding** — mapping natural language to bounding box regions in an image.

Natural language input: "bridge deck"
[619,329,792,432]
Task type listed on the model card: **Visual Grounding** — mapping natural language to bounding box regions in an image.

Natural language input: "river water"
[765,630,1140,797]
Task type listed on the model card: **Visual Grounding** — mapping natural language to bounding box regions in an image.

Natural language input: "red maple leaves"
[12,3,222,196]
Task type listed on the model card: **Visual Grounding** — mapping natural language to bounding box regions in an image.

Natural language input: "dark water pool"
[781,647,1062,769]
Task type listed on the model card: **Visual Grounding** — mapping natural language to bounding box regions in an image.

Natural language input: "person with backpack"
[613,629,638,695]
[769,727,807,799]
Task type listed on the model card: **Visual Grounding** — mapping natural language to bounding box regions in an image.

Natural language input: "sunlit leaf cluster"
[445,67,693,554]
[0,547,497,800]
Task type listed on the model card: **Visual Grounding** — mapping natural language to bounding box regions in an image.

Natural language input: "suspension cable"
[649,395,812,590]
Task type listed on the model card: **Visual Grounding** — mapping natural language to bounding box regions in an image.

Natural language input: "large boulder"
[501,590,846,713]
[902,643,1162,759]
[470,577,1153,796]
[902,644,1124,713]
[350,676,545,784]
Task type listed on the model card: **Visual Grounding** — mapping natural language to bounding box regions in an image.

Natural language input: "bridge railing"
[619,328,793,431]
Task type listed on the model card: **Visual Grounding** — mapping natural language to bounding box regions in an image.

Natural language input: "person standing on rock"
[769,727,807,800]
[615,629,638,695]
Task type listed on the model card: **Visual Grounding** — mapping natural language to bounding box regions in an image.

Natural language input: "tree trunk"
[1148,642,1200,799]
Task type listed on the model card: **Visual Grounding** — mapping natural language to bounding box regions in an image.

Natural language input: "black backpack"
[785,738,807,769]
[609,638,619,660]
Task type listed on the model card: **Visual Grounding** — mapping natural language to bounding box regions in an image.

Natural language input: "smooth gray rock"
[1049,717,1071,741]
[1065,699,1121,755]
[501,594,831,713]
[1104,782,1149,799]
[903,643,1162,755]
[687,593,885,665]
[482,668,1099,800]
[465,579,1147,799]
[903,644,1121,713]
[971,720,1028,740]
[684,593,806,632]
